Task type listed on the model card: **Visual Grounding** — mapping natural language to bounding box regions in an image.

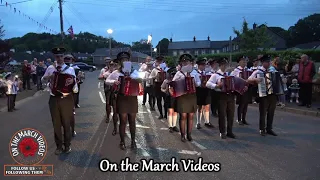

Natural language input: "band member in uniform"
[100,57,111,78]
[71,56,82,108]
[143,61,156,111]
[250,58,260,103]
[149,56,167,119]
[139,56,152,106]
[99,61,114,123]
[231,56,252,125]
[248,55,278,136]
[206,57,237,139]
[5,73,18,112]
[194,58,214,129]
[42,47,78,154]
[105,52,141,150]
[170,54,200,142]
[161,67,179,133]
[207,59,219,117]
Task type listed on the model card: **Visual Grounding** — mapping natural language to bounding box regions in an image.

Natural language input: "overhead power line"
[66,1,320,16]
[37,0,58,32]
[64,2,93,30]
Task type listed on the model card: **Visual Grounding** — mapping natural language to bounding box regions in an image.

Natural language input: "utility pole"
[229,36,232,62]
[59,0,64,44]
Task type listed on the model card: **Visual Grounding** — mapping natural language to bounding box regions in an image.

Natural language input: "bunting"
[2,1,58,34]
[67,26,74,39]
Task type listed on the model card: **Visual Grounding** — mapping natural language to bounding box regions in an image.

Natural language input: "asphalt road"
[1,71,320,180]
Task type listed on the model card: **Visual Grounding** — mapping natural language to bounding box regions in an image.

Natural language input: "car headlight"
[93,66,96,68]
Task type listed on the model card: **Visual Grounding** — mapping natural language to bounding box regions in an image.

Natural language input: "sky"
[0,0,319,45]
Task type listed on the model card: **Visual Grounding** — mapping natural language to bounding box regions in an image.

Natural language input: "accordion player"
[239,69,253,80]
[156,71,166,83]
[169,74,196,98]
[257,71,284,97]
[200,74,211,87]
[114,75,141,96]
[220,76,247,95]
[50,72,75,95]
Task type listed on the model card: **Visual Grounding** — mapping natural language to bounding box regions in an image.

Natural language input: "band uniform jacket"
[6,79,18,95]
[231,66,252,104]
[42,64,78,96]
[206,69,228,92]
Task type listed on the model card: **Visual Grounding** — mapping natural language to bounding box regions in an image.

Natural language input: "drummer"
[194,58,214,129]
[42,47,78,154]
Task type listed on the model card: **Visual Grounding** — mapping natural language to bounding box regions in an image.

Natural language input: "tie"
[224,72,227,76]
[57,66,62,72]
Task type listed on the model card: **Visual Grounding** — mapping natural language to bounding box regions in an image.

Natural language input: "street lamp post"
[148,35,152,57]
[107,29,113,57]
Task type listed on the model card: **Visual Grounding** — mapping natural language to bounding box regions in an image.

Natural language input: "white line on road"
[98,82,100,88]
[160,128,168,130]
[178,150,201,156]
[157,147,168,151]
[191,141,207,150]
[99,91,106,103]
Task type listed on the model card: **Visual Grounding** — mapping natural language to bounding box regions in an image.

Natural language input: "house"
[73,52,91,60]
[168,36,229,57]
[92,47,149,65]
[222,23,287,52]
[292,41,320,50]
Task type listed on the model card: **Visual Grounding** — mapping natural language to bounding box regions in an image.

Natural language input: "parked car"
[73,62,96,72]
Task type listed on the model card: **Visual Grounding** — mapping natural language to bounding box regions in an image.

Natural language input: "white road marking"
[178,150,201,155]
[274,127,288,134]
[191,141,207,150]
[136,124,150,129]
[160,128,168,130]
[98,82,100,88]
[146,109,151,113]
[99,91,106,103]
[156,147,168,151]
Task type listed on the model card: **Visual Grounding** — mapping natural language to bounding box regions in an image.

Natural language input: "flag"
[67,26,74,39]
[147,34,152,44]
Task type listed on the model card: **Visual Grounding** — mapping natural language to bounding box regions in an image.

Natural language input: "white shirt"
[149,66,165,82]
[144,70,153,87]
[99,67,108,78]
[172,70,201,87]
[248,66,269,80]
[249,66,259,71]
[6,79,18,95]
[105,70,140,85]
[72,64,80,70]
[206,69,228,91]
[161,79,170,94]
[231,66,252,77]
[42,63,78,96]
[139,63,148,72]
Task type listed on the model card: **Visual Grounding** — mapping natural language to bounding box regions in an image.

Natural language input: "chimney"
[253,23,257,29]
[207,36,210,41]
[193,36,196,41]
[170,38,172,42]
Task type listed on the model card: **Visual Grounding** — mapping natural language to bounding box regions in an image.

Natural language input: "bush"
[198,50,320,62]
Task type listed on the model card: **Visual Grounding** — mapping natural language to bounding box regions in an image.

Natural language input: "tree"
[233,19,272,51]
[287,13,320,47]
[156,38,169,56]
[0,20,5,40]
[131,39,150,51]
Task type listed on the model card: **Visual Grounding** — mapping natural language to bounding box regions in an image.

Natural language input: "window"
[173,51,177,56]
[270,48,276,51]
[236,45,239,50]
[211,50,215,54]
[201,50,206,55]
[223,48,225,52]
[194,50,199,55]
[216,50,220,54]
[227,46,229,51]
[179,50,184,55]
[186,51,190,54]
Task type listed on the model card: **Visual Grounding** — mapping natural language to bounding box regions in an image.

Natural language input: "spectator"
[31,58,38,86]
[36,60,46,90]
[45,58,52,67]
[298,54,316,108]
[21,60,32,90]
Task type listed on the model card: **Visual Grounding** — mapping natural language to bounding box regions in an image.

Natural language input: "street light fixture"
[107,29,113,57]
[148,35,152,57]
[154,48,157,52]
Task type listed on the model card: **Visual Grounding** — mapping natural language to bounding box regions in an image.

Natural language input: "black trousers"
[49,95,74,149]
[32,74,37,85]
[218,93,235,134]
[237,91,250,122]
[74,84,80,106]
[142,82,147,104]
[258,94,277,131]
[299,82,313,105]
[22,75,31,89]
[144,86,155,108]
[156,91,166,116]
[210,90,219,115]
[37,76,43,90]
[7,94,15,111]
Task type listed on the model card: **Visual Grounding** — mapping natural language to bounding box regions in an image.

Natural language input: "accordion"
[156,71,166,82]
[169,76,196,98]
[221,76,247,95]
[115,76,140,96]
[51,72,75,95]
[200,74,211,87]
[239,70,253,80]
[257,71,284,97]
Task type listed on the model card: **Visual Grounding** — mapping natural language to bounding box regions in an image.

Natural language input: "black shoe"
[306,104,311,108]
[242,120,250,125]
[181,136,186,142]
[8,110,13,112]
[238,120,244,125]
[112,128,117,136]
[120,142,126,150]
[76,104,80,108]
[164,115,167,119]
[220,133,227,139]
[158,115,163,119]
[169,127,173,133]
[72,131,76,137]
[187,134,193,141]
[226,133,236,139]
[212,112,218,117]
[13,108,18,111]
[131,141,137,149]
[142,103,146,106]
[260,130,266,136]
[150,107,155,111]
[64,147,72,154]
[204,122,214,128]
[298,103,305,106]
[267,130,277,136]
[105,117,110,123]
[172,126,179,132]
[54,148,63,155]
[196,123,201,129]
